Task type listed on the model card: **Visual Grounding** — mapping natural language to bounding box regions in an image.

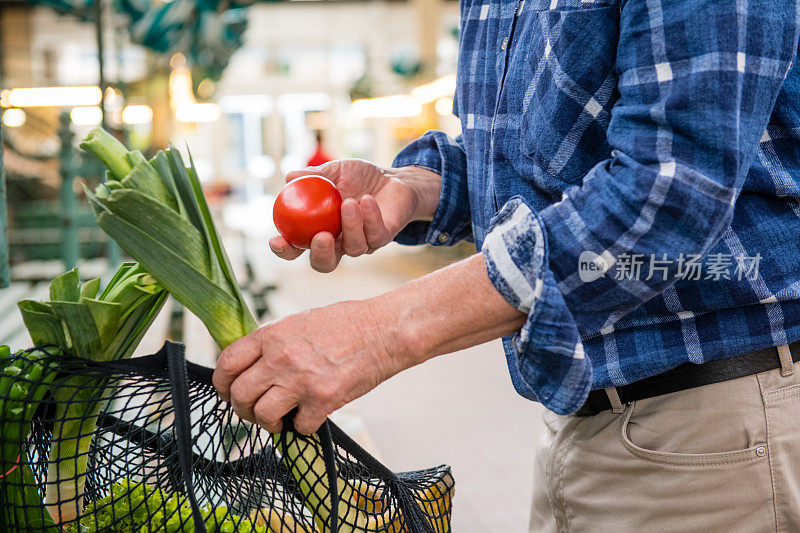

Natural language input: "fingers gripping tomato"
[273,175,343,249]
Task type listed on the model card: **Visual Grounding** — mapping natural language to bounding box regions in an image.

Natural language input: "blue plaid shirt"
[392,0,800,414]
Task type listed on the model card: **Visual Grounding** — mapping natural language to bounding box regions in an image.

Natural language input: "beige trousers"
[530,357,800,533]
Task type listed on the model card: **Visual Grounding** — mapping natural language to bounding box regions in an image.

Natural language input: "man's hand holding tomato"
[268,159,443,273]
[213,159,526,435]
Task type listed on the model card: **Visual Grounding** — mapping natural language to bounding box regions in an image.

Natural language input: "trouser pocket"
[621,401,768,466]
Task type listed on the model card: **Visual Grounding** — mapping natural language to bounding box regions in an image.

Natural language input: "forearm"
[371,253,526,370]
[218,251,522,434]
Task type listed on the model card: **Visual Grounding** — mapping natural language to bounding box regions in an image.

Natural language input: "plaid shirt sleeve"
[391,130,473,246]
[482,0,800,413]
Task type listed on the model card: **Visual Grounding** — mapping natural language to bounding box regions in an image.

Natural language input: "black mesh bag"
[0,341,454,532]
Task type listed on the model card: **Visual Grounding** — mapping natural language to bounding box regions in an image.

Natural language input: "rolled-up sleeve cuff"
[481,197,592,414]
[391,130,472,246]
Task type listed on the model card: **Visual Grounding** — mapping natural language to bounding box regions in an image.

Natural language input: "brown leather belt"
[575,340,800,416]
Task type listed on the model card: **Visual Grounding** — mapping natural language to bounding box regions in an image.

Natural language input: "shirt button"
[437,232,450,244]
[500,37,509,51]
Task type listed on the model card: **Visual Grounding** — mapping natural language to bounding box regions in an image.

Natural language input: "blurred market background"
[0,0,544,530]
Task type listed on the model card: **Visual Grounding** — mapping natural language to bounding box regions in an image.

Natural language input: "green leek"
[80,128,256,349]
[17,263,167,523]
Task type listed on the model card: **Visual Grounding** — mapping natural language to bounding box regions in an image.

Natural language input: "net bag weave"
[0,341,454,532]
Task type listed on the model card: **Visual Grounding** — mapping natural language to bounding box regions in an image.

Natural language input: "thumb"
[269,236,305,260]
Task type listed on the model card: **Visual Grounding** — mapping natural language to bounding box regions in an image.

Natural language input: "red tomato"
[273,175,343,249]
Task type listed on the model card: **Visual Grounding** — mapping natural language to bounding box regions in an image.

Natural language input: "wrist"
[391,166,442,222]
[361,294,429,377]
[367,287,438,373]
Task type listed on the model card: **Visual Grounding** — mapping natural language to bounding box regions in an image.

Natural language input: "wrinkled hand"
[269,159,440,272]
[212,300,400,435]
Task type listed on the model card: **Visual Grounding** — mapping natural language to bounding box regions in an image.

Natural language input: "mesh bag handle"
[164,342,208,533]
[325,420,435,532]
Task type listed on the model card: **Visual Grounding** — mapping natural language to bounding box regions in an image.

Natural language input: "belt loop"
[778,345,795,377]
[604,387,624,414]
